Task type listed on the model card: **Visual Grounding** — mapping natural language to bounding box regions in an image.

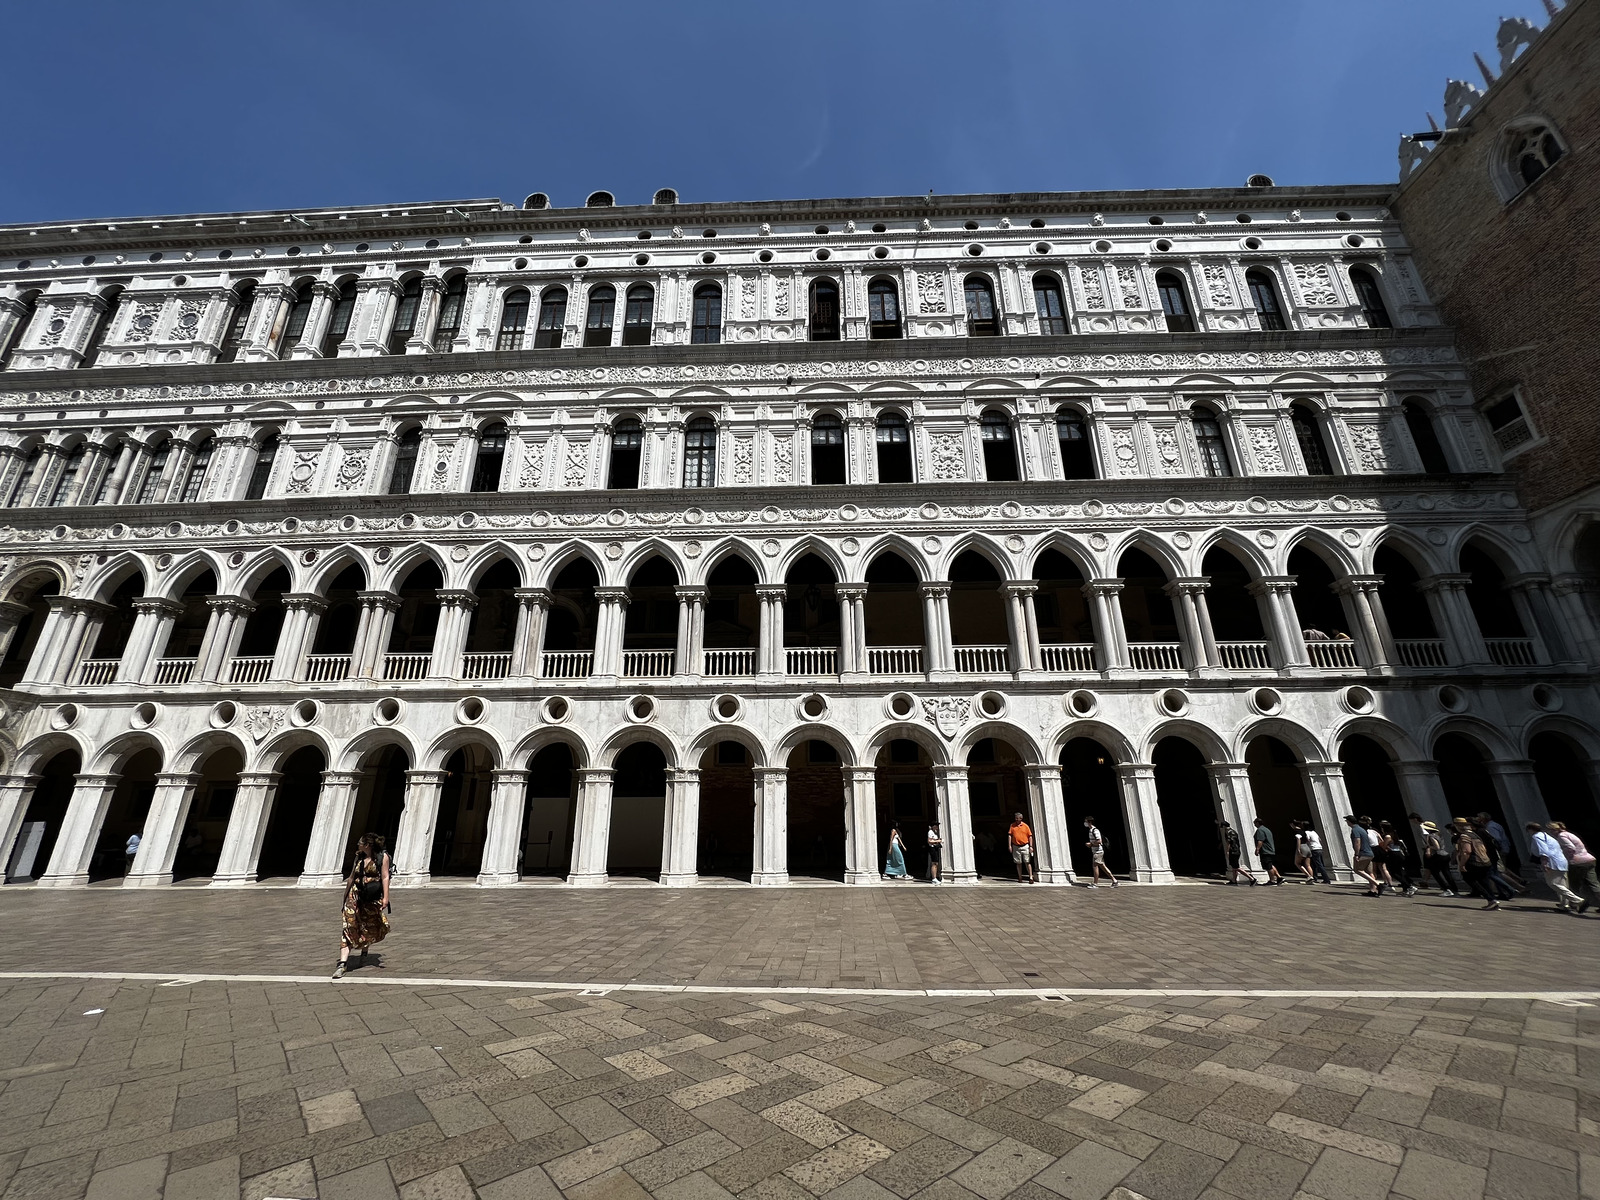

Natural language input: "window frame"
[867,276,902,339]
[963,274,1000,337]
[1190,404,1233,477]
[583,284,617,347]
[433,273,468,351]
[1245,267,1287,331]
[388,426,423,495]
[683,415,718,488]
[1491,117,1569,201]
[533,285,567,349]
[1289,402,1335,476]
[1156,270,1196,333]
[319,279,358,358]
[79,287,124,368]
[691,282,723,344]
[1348,266,1392,329]
[874,409,914,483]
[387,276,424,355]
[808,278,841,341]
[1479,387,1540,460]
[136,437,174,505]
[217,282,255,363]
[608,416,644,489]
[48,442,87,507]
[621,283,654,347]
[277,282,315,358]
[470,421,508,493]
[0,290,41,367]
[180,435,215,502]
[810,411,846,485]
[1400,397,1452,474]
[244,432,280,500]
[1055,406,1098,480]
[1032,272,1068,335]
[979,408,1020,481]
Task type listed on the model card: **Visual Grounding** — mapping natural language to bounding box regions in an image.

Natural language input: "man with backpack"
[1453,817,1500,910]
[1219,820,1255,885]
[1527,822,1585,913]
[1083,816,1118,888]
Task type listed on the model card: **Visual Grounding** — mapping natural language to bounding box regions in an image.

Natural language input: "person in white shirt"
[1083,817,1118,888]
[926,821,943,884]
[1292,821,1331,883]
[124,832,140,876]
[1527,822,1584,912]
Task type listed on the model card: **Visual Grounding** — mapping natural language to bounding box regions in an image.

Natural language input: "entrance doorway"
[967,738,1032,880]
[431,746,495,877]
[6,750,77,881]
[699,741,754,880]
[92,748,161,882]
[258,746,325,880]
[523,743,577,877]
[344,746,410,873]
[786,740,845,880]
[1060,738,1128,876]
[1153,737,1221,876]
[608,743,666,879]
[875,739,934,879]
[173,747,244,882]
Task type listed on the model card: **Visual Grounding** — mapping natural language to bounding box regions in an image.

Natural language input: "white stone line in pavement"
[0,971,1595,1003]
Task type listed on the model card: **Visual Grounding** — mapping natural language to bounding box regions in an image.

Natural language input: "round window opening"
[1068,690,1098,717]
[977,691,1006,718]
[1436,685,1468,713]
[291,699,320,726]
[1532,683,1562,712]
[714,695,741,721]
[629,695,656,721]
[888,692,916,720]
[456,696,486,724]
[799,693,828,720]
[131,702,159,729]
[1158,689,1189,717]
[209,701,237,728]
[374,697,402,725]
[1342,685,1375,715]
[543,695,571,723]
[1250,687,1282,716]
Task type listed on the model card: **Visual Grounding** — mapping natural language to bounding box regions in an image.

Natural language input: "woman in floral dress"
[333,833,389,979]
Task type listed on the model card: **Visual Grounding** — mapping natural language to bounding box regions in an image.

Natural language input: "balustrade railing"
[462,651,512,680]
[1039,643,1096,673]
[304,654,351,683]
[1486,637,1537,667]
[1306,640,1361,669]
[622,649,675,677]
[1128,642,1184,672]
[152,657,197,685]
[1217,641,1272,671]
[540,650,593,679]
[953,644,1009,674]
[382,653,432,681]
[77,659,119,686]
[786,647,838,676]
[228,656,273,683]
[867,645,923,675]
[704,648,757,676]
[1394,639,1448,667]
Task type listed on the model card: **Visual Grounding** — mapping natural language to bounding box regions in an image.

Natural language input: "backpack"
[1466,833,1490,866]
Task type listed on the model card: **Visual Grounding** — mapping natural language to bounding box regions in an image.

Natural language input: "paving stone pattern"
[2,883,1599,992]
[1,978,1597,1200]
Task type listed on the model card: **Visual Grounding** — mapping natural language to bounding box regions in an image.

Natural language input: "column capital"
[666,768,701,784]
[577,767,615,784]
[1390,759,1443,778]
[918,583,951,599]
[1482,758,1537,776]
[1246,576,1297,596]
[845,766,878,784]
[932,763,969,780]
[1205,761,1252,777]
[320,770,364,788]
[752,765,788,780]
[594,587,630,605]
[1331,574,1384,595]
[490,769,532,785]
[1506,572,1553,592]
[0,599,33,623]
[514,587,551,607]
[1301,760,1346,777]
[311,280,343,302]
[1083,578,1124,597]
[357,589,403,609]
[403,768,449,786]
[674,584,707,601]
[72,773,123,788]
[833,583,868,601]
[237,770,283,786]
[1165,576,1210,596]
[1419,572,1473,592]
[1114,762,1156,779]
[435,588,479,610]
[131,597,186,617]
[755,584,788,602]
[1021,762,1061,780]
[281,593,329,614]
[154,771,204,786]
[1001,580,1038,598]
[206,594,256,617]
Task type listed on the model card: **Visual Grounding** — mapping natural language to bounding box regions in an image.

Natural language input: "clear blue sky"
[2,0,1530,223]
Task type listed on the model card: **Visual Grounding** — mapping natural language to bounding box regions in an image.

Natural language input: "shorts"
[1354,855,1374,871]
[1226,853,1241,869]
[928,847,942,864]
[1011,845,1032,864]
[1091,850,1105,864]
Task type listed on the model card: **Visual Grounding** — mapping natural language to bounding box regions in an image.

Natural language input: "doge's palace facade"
[0,183,1593,892]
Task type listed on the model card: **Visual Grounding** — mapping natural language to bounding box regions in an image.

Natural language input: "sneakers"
[1403,886,1418,897]
[332,962,346,980]
[1111,880,1120,888]
[1086,883,1098,889]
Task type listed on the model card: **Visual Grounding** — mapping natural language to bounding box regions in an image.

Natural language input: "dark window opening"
[622,284,653,346]
[1291,404,1333,475]
[1,291,40,367]
[1156,271,1195,333]
[583,284,616,347]
[691,283,722,344]
[980,410,1018,481]
[964,275,999,336]
[1246,268,1285,331]
[875,411,913,483]
[609,418,642,489]
[79,288,123,367]
[433,275,467,351]
[867,277,901,339]
[1033,273,1067,335]
[217,283,254,362]
[470,423,507,493]
[1402,400,1450,473]
[534,287,566,348]
[320,280,357,357]
[180,438,214,503]
[811,413,845,485]
[809,279,840,341]
[497,288,530,351]
[388,427,421,494]
[684,416,716,488]
[1192,406,1231,477]
[245,433,278,500]
[388,277,423,354]
[1350,267,1391,329]
[1056,409,1096,479]
[278,284,313,357]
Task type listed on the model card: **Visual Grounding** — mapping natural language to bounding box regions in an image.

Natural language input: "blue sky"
[2,0,1531,223]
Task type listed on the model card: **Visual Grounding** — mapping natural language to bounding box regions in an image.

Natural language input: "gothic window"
[1349,267,1391,329]
[964,274,1000,336]
[811,412,846,485]
[1498,122,1566,195]
[470,422,507,492]
[278,283,314,357]
[320,280,357,357]
[387,277,423,355]
[691,282,722,344]
[6,446,41,507]
[875,411,913,483]
[1290,403,1333,475]
[388,427,422,494]
[80,287,124,367]
[980,409,1019,481]
[1246,268,1286,331]
[497,287,530,351]
[217,282,254,362]
[1,290,40,367]
[683,416,717,487]
[245,432,279,500]
[433,274,467,350]
[609,417,643,489]
[583,284,616,347]
[1402,399,1451,473]
[622,284,654,346]
[1156,270,1195,333]
[48,443,85,506]
[137,438,173,504]
[868,277,902,339]
[1033,272,1067,335]
[1191,405,1231,477]
[533,286,566,348]
[180,436,215,502]
[1056,407,1097,479]
[809,279,840,341]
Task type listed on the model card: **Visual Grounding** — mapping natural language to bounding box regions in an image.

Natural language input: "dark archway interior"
[165,570,218,660]
[1153,736,1221,876]
[92,747,161,881]
[9,749,78,881]
[343,745,409,875]
[787,740,845,880]
[609,743,667,878]
[1530,732,1600,851]
[875,739,935,879]
[1338,735,1418,871]
[1202,548,1265,640]
[0,574,59,688]
[864,553,923,647]
[1373,546,1437,639]
[699,741,754,880]
[388,561,444,654]
[1243,736,1316,864]
[1286,547,1348,638]
[432,745,495,877]
[313,565,365,655]
[1460,545,1525,638]
[1117,550,1177,642]
[1033,550,1091,644]
[173,746,243,882]
[92,574,145,659]
[705,557,758,649]
[238,566,289,658]
[624,556,679,651]
[949,551,1006,646]
[259,745,325,880]
[968,738,1032,880]
[1434,733,1518,867]
[524,743,577,876]
[1060,738,1128,875]
[784,554,840,649]
[466,559,521,653]
[547,559,600,650]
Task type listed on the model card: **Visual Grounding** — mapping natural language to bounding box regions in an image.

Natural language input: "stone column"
[118,597,184,685]
[413,276,445,353]
[271,595,327,681]
[196,596,255,683]
[1208,763,1260,881]
[1114,763,1173,883]
[1485,759,1551,840]
[1551,575,1600,666]
[125,772,204,887]
[297,771,364,887]
[844,765,879,884]
[100,438,138,504]
[36,774,121,888]
[27,598,105,685]
[1510,573,1575,664]
[751,766,789,886]
[1420,574,1488,664]
[567,767,614,886]
[835,584,866,676]
[1084,579,1129,673]
[660,768,701,887]
[16,444,62,509]
[352,591,401,680]
[390,769,447,886]
[673,585,705,679]
[1333,576,1393,673]
[920,583,952,677]
[430,589,478,679]
[933,764,978,884]
[592,587,630,679]
[511,588,549,677]
[1002,581,1039,675]
[0,296,32,361]
[1390,760,1455,830]
[756,585,787,678]
[1301,761,1356,880]
[1250,577,1309,671]
[477,769,531,886]
[210,771,281,886]
[1165,578,1216,673]
[0,774,41,879]
[292,281,339,358]
[1025,764,1076,884]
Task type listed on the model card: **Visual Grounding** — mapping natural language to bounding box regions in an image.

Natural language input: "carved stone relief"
[1246,426,1286,473]
[1292,263,1340,307]
[1079,265,1106,310]
[930,433,965,480]
[917,272,948,314]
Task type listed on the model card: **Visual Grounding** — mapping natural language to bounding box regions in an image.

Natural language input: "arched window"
[136,438,173,504]
[1507,124,1565,190]
[1246,268,1285,331]
[278,283,314,357]
[980,409,1019,481]
[48,443,86,506]
[471,422,507,493]
[496,287,530,351]
[683,416,717,487]
[433,274,467,351]
[180,436,215,502]
[964,275,999,336]
[875,411,913,483]
[1056,408,1096,479]
[583,284,616,347]
[1402,399,1451,473]
[1156,271,1195,333]
[1349,267,1391,329]
[868,277,901,339]
[245,433,279,500]
[609,417,642,489]
[532,286,566,349]
[1291,404,1333,475]
[388,427,422,494]
[217,282,254,363]
[1,290,40,367]
[387,277,423,355]
[1191,406,1231,477]
[809,279,840,341]
[6,445,41,507]
[811,412,845,485]
[1033,273,1067,335]
[622,284,653,346]
[79,287,124,367]
[691,283,722,344]
[320,280,357,357]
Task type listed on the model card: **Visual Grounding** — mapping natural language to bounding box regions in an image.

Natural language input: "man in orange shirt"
[1008,813,1036,884]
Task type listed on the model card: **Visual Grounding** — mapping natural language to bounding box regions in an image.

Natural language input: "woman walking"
[1419,821,1460,896]
[1376,821,1417,896]
[884,823,908,880]
[333,833,389,979]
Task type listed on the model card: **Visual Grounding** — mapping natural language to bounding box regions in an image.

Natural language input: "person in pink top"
[1550,823,1596,913]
